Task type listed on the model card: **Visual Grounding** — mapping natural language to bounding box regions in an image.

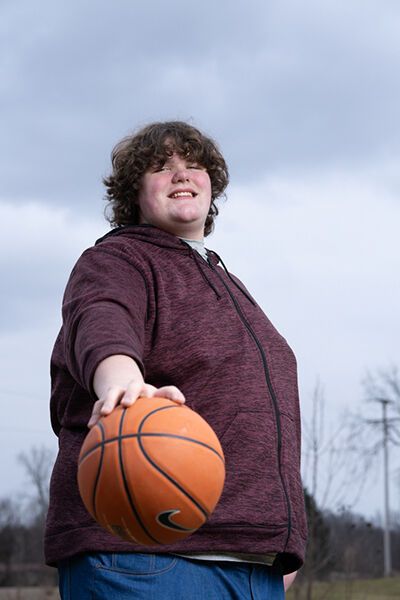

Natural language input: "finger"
[137,383,158,399]
[87,399,105,428]
[119,381,155,407]
[88,387,125,428]
[88,395,119,429]
[99,388,125,415]
[153,385,186,404]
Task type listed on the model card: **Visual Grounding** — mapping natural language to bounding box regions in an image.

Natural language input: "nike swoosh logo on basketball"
[156,510,196,532]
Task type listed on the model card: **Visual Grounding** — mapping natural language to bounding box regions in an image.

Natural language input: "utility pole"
[367,398,394,576]
[363,369,400,577]
[378,398,392,577]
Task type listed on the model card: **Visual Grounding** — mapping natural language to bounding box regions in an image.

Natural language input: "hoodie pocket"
[207,412,288,528]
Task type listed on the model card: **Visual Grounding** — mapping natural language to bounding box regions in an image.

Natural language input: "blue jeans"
[58,552,285,599]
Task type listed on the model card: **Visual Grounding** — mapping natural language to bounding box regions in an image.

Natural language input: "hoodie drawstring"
[207,250,257,307]
[187,246,222,300]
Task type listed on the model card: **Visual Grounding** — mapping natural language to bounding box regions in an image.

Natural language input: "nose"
[171,166,190,183]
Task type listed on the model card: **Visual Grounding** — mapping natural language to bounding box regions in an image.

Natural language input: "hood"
[95,224,186,251]
[95,224,220,267]
[95,224,253,304]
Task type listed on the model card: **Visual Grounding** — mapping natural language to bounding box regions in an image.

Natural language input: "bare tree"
[297,381,375,599]
[358,366,400,577]
[17,445,54,522]
[12,445,58,586]
[302,381,370,514]
[363,365,400,412]
[0,497,21,585]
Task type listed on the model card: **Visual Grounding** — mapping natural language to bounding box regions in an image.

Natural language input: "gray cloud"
[2,0,400,208]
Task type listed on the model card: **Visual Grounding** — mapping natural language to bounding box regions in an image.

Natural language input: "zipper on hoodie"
[206,257,292,550]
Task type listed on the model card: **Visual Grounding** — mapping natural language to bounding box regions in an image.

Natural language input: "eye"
[153,165,170,173]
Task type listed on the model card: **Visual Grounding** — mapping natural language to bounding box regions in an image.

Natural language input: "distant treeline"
[0,489,399,587]
[0,500,55,587]
[295,489,400,594]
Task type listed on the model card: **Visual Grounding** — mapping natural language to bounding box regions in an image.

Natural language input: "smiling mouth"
[169,191,197,199]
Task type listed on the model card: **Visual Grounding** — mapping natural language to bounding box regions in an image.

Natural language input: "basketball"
[77,397,225,545]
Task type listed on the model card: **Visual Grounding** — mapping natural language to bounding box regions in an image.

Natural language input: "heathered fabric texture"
[45,225,307,575]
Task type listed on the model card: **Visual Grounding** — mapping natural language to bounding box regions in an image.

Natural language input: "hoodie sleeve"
[61,246,148,397]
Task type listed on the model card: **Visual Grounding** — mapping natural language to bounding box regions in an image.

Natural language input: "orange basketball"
[77,397,225,545]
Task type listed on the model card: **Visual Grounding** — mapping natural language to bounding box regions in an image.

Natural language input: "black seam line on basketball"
[136,410,209,520]
[138,405,209,519]
[136,404,224,463]
[79,432,225,465]
[137,436,209,521]
[93,421,105,522]
[118,408,162,545]
[208,262,292,550]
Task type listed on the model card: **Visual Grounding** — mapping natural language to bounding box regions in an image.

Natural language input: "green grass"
[287,576,400,599]
[0,589,58,600]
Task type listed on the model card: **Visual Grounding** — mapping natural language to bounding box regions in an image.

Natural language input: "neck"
[138,218,204,241]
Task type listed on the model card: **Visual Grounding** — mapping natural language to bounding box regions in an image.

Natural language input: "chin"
[173,207,206,222]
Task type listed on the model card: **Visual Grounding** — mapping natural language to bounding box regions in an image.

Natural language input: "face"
[137,153,212,240]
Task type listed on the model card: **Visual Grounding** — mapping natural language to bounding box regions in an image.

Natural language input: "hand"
[88,381,185,428]
[88,354,185,428]
[284,570,297,591]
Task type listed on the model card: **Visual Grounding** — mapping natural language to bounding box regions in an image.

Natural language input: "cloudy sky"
[1,0,399,519]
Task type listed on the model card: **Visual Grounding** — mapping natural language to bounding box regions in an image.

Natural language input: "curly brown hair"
[103,121,229,236]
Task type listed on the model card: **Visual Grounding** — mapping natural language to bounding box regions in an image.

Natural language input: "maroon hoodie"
[45,225,307,574]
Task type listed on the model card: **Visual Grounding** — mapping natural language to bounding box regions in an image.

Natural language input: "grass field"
[0,590,58,600]
[287,576,400,599]
[0,578,399,599]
